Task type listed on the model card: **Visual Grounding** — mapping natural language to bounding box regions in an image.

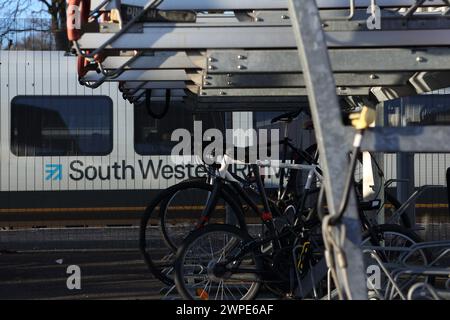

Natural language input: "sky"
[0,0,50,19]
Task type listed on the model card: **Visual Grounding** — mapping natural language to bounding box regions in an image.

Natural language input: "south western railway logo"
[43,160,236,182]
[45,160,283,182]
[45,164,63,181]
[45,160,282,182]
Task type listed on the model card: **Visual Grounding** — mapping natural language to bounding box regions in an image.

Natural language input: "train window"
[11,96,113,157]
[134,101,226,155]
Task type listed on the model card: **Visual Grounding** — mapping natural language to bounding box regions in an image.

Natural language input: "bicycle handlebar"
[270,109,303,124]
[384,178,409,189]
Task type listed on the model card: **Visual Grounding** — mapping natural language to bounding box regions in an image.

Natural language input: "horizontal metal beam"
[129,12,450,30]
[370,86,417,102]
[120,81,186,89]
[197,87,374,96]
[207,48,450,73]
[78,29,450,50]
[202,72,412,88]
[187,101,307,112]
[84,69,188,81]
[92,0,448,11]
[102,53,198,70]
[127,88,185,96]
[132,97,184,104]
[359,126,450,153]
[122,88,186,97]
[370,70,450,101]
[184,96,308,111]
[409,71,450,94]
[191,95,309,103]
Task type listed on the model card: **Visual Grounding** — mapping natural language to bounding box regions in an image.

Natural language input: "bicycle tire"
[174,224,263,300]
[159,180,247,251]
[362,224,424,250]
[139,179,246,286]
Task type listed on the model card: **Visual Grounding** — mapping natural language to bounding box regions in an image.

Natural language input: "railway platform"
[0,223,448,300]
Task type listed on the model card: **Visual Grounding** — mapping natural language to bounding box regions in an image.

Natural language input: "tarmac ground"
[0,223,448,300]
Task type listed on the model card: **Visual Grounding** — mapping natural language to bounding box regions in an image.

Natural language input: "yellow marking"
[297,241,311,271]
[415,204,448,208]
[0,205,226,214]
[0,203,446,215]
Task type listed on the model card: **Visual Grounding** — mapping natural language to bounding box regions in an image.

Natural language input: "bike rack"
[68,0,450,299]
[386,185,444,225]
[363,241,450,300]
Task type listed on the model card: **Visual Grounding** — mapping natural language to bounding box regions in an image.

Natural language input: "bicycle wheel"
[362,224,429,299]
[174,224,263,300]
[159,181,244,251]
[139,179,245,286]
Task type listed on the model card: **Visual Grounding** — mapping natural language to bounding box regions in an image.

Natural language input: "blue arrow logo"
[45,164,62,181]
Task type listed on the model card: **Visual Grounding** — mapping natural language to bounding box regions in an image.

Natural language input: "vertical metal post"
[397,153,415,226]
[447,167,450,216]
[363,103,385,224]
[376,103,386,224]
[288,0,367,299]
[397,100,415,226]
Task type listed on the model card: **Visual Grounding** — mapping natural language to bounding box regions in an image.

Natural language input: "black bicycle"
[140,110,408,291]
[139,110,319,285]
[172,155,427,300]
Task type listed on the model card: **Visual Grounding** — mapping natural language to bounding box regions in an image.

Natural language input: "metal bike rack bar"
[201,73,413,88]
[205,48,450,73]
[77,28,450,50]
[101,52,200,70]
[83,69,189,82]
[358,127,450,152]
[195,87,377,97]
[126,88,185,97]
[120,81,186,89]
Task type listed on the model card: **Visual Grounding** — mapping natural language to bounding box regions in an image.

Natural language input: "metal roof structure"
[72,0,450,109]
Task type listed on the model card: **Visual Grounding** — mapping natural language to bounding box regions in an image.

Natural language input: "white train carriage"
[0,50,448,227]
[0,50,231,227]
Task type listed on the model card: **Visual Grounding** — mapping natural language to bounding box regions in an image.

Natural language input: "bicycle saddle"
[271,109,302,124]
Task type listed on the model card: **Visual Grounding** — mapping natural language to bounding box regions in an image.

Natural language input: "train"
[0,50,448,228]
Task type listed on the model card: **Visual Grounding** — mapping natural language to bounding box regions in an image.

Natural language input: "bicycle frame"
[198,153,323,227]
[195,152,324,283]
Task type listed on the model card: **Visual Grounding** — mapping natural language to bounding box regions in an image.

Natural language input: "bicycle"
[173,152,428,300]
[140,110,409,292]
[139,109,319,285]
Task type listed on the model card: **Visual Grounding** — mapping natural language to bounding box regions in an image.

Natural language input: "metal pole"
[288,0,367,299]
[447,167,450,216]
[397,153,415,226]
[397,100,415,227]
[376,103,386,224]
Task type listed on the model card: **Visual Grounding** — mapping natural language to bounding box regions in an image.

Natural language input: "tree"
[0,0,68,50]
